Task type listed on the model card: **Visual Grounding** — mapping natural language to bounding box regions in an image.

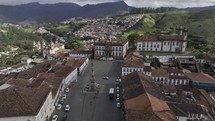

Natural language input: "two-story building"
[185,72,215,91]
[94,39,129,60]
[121,54,151,76]
[0,80,53,121]
[136,26,188,53]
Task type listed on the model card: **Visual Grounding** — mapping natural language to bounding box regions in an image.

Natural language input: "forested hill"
[0,1,129,24]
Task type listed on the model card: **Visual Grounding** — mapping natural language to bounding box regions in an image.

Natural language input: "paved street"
[53,60,123,121]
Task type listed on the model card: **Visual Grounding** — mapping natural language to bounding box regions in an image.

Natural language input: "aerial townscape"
[0,0,215,121]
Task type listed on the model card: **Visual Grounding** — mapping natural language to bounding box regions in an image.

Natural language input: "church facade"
[136,26,188,53]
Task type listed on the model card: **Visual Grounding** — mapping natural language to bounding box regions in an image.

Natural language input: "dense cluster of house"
[1,15,215,121]
[120,53,215,121]
[74,15,143,41]
[0,56,89,121]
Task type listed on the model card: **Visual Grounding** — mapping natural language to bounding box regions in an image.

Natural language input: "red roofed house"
[122,72,177,121]
[0,81,53,121]
[122,54,151,76]
[185,72,215,91]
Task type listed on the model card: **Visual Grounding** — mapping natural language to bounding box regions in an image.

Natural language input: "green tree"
[127,33,140,48]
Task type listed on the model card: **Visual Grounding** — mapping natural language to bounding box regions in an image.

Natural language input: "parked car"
[65,105,70,112]
[116,86,120,90]
[116,94,120,98]
[116,102,121,108]
[116,82,120,87]
[62,94,66,100]
[56,104,62,110]
[65,88,69,93]
[116,89,120,93]
[52,115,58,121]
[103,76,109,80]
[116,98,120,102]
[59,98,64,104]
[63,115,67,121]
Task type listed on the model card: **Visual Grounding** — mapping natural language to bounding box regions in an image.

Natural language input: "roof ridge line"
[12,88,35,112]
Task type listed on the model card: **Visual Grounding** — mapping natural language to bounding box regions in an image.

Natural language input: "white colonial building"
[94,39,129,59]
[122,54,151,76]
[151,68,189,85]
[136,26,188,53]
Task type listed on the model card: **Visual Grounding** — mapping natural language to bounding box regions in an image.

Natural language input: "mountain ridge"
[0,1,129,24]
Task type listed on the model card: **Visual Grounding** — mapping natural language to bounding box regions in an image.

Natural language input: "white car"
[116,98,120,102]
[52,115,58,121]
[65,88,69,93]
[116,102,121,108]
[56,104,62,110]
[65,105,70,112]
[103,76,109,80]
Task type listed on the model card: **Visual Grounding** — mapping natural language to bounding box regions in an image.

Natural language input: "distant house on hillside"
[94,38,129,60]
[136,26,188,53]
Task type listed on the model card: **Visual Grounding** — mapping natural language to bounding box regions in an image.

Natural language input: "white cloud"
[0,0,214,8]
[0,0,122,6]
[124,0,215,8]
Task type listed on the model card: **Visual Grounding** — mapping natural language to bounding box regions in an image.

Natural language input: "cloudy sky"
[0,0,215,8]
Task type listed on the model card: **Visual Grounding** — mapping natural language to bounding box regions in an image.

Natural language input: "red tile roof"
[152,68,168,77]
[137,35,185,42]
[123,54,147,68]
[122,72,177,121]
[185,72,215,83]
[0,83,51,117]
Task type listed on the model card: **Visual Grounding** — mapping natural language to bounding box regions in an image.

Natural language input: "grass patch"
[122,14,156,38]
[23,26,37,33]
[56,25,70,32]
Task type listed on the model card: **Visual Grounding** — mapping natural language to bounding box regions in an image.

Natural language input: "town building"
[94,39,129,60]
[136,26,188,53]
[167,69,189,85]
[121,72,212,121]
[185,72,215,91]
[151,68,169,83]
[69,49,93,58]
[0,57,89,120]
[121,54,151,76]
[122,72,177,121]
[151,68,189,85]
[0,80,53,121]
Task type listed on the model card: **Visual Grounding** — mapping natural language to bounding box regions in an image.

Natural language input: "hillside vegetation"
[123,10,215,42]
[0,25,43,51]
[123,10,215,58]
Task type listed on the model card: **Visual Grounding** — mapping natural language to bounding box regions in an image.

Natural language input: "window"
[172,42,175,46]
[164,42,166,46]
[177,42,179,46]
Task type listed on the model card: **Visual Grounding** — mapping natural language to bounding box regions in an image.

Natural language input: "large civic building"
[136,26,188,53]
[94,39,129,60]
